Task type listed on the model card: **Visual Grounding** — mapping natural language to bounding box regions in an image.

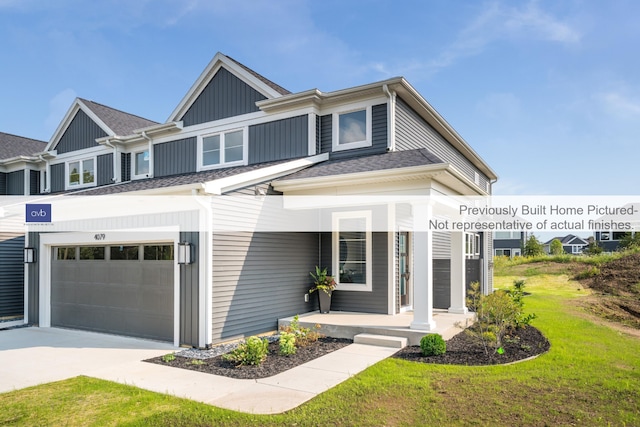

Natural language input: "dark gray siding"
[29,170,40,195]
[55,110,108,154]
[396,98,489,191]
[319,103,388,160]
[180,231,199,347]
[154,137,197,177]
[494,238,522,250]
[433,259,450,309]
[6,170,24,195]
[181,67,266,127]
[27,232,39,324]
[211,232,318,343]
[433,231,450,259]
[248,115,308,164]
[320,232,388,313]
[0,172,5,194]
[50,163,65,193]
[0,232,24,318]
[121,153,131,182]
[97,153,114,186]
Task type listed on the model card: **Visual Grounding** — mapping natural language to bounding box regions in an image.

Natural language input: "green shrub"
[279,332,297,356]
[575,265,600,280]
[161,353,175,363]
[223,336,269,366]
[420,334,446,356]
[279,314,322,347]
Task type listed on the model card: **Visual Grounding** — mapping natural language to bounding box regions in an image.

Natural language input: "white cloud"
[600,92,640,119]
[45,88,77,137]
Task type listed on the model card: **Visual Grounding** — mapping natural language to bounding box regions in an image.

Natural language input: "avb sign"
[26,204,52,223]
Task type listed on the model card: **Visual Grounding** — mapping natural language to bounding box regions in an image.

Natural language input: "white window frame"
[332,106,372,152]
[132,149,150,180]
[332,211,372,292]
[198,128,246,170]
[66,157,96,189]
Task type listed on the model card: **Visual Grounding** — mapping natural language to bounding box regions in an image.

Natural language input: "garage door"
[51,244,174,342]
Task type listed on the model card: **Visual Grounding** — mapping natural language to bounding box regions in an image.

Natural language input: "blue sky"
[1,0,638,196]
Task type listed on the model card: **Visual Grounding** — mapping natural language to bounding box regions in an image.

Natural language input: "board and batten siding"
[97,153,114,186]
[54,110,108,154]
[29,170,40,195]
[154,137,197,177]
[0,231,25,318]
[395,97,490,192]
[27,232,39,324]
[6,170,24,195]
[121,153,131,182]
[181,67,267,127]
[0,173,5,194]
[50,163,66,193]
[248,115,308,164]
[320,232,388,314]
[319,103,388,160]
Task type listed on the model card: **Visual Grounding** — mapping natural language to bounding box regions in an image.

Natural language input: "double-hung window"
[332,211,372,291]
[201,129,244,169]
[332,106,372,151]
[68,158,95,188]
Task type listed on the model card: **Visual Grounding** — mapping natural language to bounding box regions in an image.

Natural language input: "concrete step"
[353,333,407,348]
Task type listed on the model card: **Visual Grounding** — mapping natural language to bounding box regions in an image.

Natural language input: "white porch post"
[410,200,436,330]
[449,231,468,314]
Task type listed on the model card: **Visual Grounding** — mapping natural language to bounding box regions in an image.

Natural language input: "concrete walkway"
[0,327,398,414]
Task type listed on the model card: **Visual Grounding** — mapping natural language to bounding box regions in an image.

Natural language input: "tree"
[549,239,564,255]
[583,241,603,256]
[523,235,545,257]
[619,232,640,250]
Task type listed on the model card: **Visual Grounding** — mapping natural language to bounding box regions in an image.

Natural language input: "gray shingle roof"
[0,132,47,160]
[225,55,291,96]
[277,149,444,182]
[80,99,158,136]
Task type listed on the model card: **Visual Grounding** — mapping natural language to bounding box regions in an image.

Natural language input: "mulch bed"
[145,337,352,380]
[393,325,550,366]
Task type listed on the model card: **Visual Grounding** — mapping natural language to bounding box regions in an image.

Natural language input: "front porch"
[279,310,474,346]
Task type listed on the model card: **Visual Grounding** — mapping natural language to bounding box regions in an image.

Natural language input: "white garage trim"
[39,228,181,347]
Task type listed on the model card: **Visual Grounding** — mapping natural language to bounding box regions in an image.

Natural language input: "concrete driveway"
[0,327,174,394]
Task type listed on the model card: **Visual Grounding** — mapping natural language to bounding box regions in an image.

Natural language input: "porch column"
[410,200,436,330]
[449,231,468,314]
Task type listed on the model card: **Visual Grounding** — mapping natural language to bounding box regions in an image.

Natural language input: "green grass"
[1,267,639,426]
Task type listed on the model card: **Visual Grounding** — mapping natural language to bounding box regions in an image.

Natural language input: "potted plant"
[309,266,337,313]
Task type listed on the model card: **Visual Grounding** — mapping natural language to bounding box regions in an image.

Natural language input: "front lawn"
[1,268,639,426]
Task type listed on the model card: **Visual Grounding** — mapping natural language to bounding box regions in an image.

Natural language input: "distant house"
[493,231,525,257]
[592,203,640,252]
[544,234,589,255]
[2,53,499,347]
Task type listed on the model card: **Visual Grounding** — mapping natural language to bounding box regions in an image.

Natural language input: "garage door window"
[144,245,174,260]
[79,246,105,260]
[110,246,139,260]
[56,247,77,260]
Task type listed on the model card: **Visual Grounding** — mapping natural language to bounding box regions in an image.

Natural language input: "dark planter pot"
[318,290,332,313]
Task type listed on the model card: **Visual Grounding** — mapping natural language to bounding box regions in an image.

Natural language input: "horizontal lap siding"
[55,110,107,154]
[0,232,25,318]
[181,67,266,126]
[396,98,489,191]
[212,231,318,342]
[248,115,308,164]
[154,137,197,177]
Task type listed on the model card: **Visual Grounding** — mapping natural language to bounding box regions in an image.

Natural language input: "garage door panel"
[51,244,174,342]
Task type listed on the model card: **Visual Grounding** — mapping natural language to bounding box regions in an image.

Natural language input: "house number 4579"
[94,233,106,241]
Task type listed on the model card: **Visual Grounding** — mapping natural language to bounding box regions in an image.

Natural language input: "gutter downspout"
[383,84,396,152]
[39,154,50,193]
[141,131,154,178]
[103,138,119,183]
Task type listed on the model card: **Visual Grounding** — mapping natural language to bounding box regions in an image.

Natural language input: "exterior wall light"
[177,242,192,264]
[24,247,36,263]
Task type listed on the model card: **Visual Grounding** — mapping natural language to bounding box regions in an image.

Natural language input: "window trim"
[332,106,372,152]
[197,127,247,171]
[132,149,150,180]
[66,156,96,189]
[332,211,372,292]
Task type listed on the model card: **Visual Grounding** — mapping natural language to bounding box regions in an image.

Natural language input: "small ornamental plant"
[161,353,176,363]
[279,314,322,347]
[279,331,297,356]
[420,334,447,356]
[223,336,269,366]
[309,266,337,295]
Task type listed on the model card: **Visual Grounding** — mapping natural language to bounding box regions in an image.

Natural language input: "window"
[332,107,372,151]
[612,232,628,241]
[144,245,174,260]
[79,246,105,260]
[201,129,244,168]
[68,158,94,187]
[110,245,139,260]
[600,232,611,241]
[495,249,511,257]
[465,233,480,258]
[333,211,372,291]
[56,247,77,260]
[495,231,520,239]
[133,150,149,178]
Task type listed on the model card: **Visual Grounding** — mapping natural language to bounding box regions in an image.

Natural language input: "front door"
[399,232,411,307]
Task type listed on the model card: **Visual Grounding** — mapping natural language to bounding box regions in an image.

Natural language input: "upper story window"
[332,211,372,292]
[68,158,95,188]
[332,106,372,152]
[133,150,150,179]
[200,129,244,169]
